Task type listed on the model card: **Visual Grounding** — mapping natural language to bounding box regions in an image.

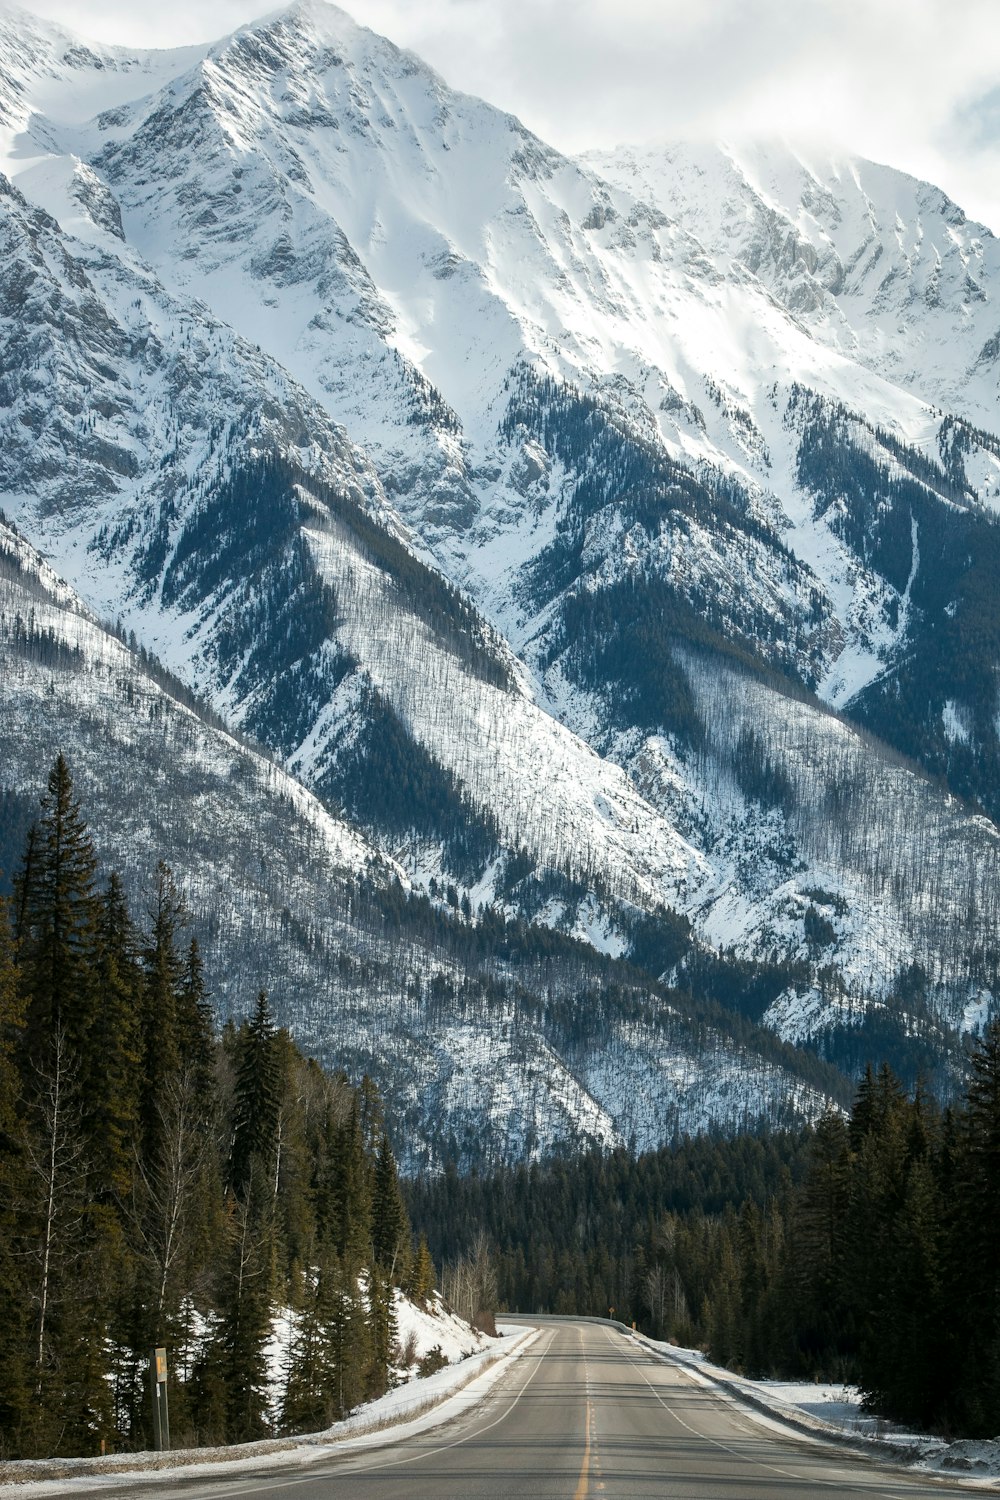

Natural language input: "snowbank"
[394,1289,495,1370]
[264,1289,492,1422]
[635,1334,1000,1484]
[0,1322,540,1496]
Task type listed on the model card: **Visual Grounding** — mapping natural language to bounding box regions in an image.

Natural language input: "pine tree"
[321,1252,370,1420]
[13,761,115,1455]
[176,938,215,1110]
[88,873,142,1201]
[280,1271,327,1435]
[281,1246,362,1435]
[16,755,99,1074]
[194,1179,276,1445]
[358,1074,384,1161]
[371,1132,408,1276]
[705,1233,741,1370]
[219,1183,276,1444]
[229,992,281,1201]
[327,1098,371,1267]
[877,1154,943,1425]
[406,1235,436,1304]
[789,1111,851,1373]
[849,1061,905,1151]
[138,863,186,1163]
[365,1264,397,1401]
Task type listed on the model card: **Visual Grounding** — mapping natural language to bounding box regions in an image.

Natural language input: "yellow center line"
[574,1397,592,1500]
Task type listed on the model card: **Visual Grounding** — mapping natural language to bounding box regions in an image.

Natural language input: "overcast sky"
[18,0,1000,231]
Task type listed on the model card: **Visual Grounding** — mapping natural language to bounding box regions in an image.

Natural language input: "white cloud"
[14,0,1000,229]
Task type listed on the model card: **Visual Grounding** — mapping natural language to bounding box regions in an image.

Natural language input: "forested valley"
[5,755,1000,1460]
[410,1043,1000,1438]
[0,756,430,1460]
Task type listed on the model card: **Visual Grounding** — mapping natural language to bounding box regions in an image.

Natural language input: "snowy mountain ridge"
[587,139,1000,423]
[1,1,999,1135]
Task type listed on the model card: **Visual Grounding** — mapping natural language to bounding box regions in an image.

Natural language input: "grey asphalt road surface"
[31,1320,990,1499]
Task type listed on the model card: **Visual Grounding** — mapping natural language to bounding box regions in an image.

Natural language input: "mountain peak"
[226,0,406,68]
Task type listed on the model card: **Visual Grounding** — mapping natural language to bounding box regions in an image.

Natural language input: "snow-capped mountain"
[0,0,998,1132]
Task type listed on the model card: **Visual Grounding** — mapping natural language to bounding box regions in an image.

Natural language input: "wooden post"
[150,1347,170,1452]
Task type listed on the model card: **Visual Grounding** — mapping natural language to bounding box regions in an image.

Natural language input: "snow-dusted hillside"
[0,0,998,1116]
[0,155,707,931]
[1,515,846,1163]
[0,511,397,1002]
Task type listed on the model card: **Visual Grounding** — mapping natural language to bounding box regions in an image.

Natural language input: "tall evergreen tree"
[406,1235,436,1304]
[327,1098,371,1267]
[12,761,116,1455]
[322,1252,370,1420]
[365,1263,397,1401]
[229,992,281,1201]
[16,755,99,1072]
[281,1242,371,1433]
[789,1110,851,1372]
[280,1267,329,1436]
[176,937,215,1111]
[849,1061,905,1151]
[877,1153,944,1425]
[371,1132,408,1276]
[138,862,186,1163]
[194,1178,275,1445]
[88,873,142,1202]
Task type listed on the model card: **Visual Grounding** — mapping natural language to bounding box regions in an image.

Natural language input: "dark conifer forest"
[0,756,423,1460]
[410,1046,1000,1438]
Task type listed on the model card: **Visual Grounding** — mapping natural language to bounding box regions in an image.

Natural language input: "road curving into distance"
[22,1320,990,1499]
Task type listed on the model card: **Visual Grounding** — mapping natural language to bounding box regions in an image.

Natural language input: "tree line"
[411,1040,1000,1437]
[0,755,432,1460]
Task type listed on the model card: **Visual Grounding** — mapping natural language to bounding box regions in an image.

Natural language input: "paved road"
[39,1321,988,1499]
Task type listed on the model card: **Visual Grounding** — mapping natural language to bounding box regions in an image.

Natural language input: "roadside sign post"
[150,1347,170,1452]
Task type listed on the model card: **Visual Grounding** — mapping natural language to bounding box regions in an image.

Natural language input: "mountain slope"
[0,512,854,1162]
[0,1,997,1101]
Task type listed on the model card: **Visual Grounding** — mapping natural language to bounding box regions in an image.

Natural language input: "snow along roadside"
[631,1334,1000,1486]
[0,1327,542,1496]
